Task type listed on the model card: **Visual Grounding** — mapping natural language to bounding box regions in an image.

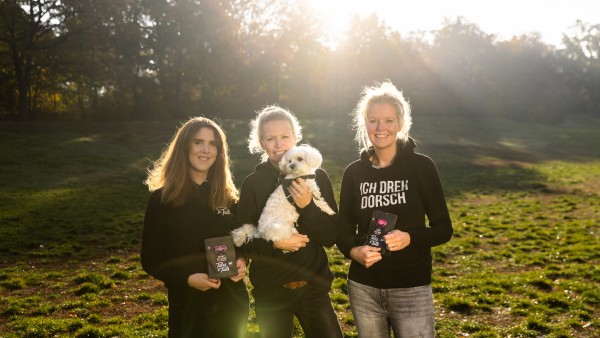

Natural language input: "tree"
[562,21,600,116]
[0,36,16,115]
[143,0,243,118]
[0,0,65,120]
[334,14,427,115]
[426,17,498,115]
[60,0,154,119]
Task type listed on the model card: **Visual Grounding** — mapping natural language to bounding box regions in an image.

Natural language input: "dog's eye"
[297,157,303,162]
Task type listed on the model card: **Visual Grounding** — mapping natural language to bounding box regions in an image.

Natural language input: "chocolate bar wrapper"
[205,236,238,278]
[364,210,398,255]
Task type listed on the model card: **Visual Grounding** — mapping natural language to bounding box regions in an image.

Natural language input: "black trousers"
[253,283,343,338]
[167,281,249,338]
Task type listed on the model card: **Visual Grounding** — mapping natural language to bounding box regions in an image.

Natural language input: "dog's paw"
[231,224,258,246]
[315,198,336,215]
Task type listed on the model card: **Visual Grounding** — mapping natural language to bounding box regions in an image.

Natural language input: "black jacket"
[235,161,339,290]
[141,183,245,295]
[336,138,453,288]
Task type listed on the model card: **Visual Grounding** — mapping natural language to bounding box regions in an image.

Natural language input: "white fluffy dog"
[232,145,335,248]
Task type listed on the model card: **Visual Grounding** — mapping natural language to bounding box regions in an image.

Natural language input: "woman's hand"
[229,258,247,282]
[289,178,312,208]
[187,273,221,291]
[273,233,309,252]
[384,230,411,251]
[350,245,382,268]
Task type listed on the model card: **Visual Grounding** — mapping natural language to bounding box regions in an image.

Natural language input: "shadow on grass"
[423,143,552,199]
[0,182,147,259]
[0,123,158,259]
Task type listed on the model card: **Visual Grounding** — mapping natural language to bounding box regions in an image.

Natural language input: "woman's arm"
[336,168,360,259]
[295,169,340,247]
[140,192,190,288]
[234,177,278,258]
[406,156,453,249]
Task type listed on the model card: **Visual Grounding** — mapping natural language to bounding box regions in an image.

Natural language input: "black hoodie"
[141,183,246,297]
[235,161,339,290]
[336,138,453,288]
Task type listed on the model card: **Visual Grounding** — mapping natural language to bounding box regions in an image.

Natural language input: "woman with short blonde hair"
[234,105,343,338]
[337,81,452,337]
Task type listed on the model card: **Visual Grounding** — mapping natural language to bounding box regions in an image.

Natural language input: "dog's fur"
[232,145,335,247]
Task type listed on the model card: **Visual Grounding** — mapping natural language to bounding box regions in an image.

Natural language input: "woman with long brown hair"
[141,117,249,338]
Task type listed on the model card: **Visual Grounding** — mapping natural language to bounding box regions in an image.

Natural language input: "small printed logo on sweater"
[216,207,231,216]
[360,180,408,208]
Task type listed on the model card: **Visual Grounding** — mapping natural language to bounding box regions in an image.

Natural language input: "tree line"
[1,0,599,122]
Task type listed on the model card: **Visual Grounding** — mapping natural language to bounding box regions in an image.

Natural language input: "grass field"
[1,114,599,337]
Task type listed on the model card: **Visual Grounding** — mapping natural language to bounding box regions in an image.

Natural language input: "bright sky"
[305,0,600,48]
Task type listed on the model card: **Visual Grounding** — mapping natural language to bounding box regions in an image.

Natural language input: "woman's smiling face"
[188,127,217,184]
[260,119,297,166]
[366,102,401,150]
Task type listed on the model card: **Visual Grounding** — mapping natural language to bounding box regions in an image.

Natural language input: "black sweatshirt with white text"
[336,138,453,289]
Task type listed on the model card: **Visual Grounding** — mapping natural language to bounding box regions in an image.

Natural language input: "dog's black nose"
[290,163,296,169]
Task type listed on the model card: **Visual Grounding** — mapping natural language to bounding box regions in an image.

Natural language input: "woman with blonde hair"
[234,105,343,338]
[141,117,249,338]
[336,81,453,337]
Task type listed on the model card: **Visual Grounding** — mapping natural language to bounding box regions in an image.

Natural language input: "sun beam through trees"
[0,0,599,122]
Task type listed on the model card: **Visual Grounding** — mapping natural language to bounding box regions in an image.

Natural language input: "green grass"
[1,115,599,337]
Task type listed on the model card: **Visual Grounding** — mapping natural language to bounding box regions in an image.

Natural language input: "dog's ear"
[278,147,295,172]
[303,145,322,168]
[278,150,289,172]
[278,158,286,173]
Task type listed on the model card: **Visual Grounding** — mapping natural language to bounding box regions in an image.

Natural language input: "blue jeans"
[348,280,435,338]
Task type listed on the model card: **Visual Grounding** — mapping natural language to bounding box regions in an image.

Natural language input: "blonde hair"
[352,80,412,153]
[145,117,238,208]
[247,105,303,162]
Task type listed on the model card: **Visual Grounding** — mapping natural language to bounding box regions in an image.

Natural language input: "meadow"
[0,114,598,337]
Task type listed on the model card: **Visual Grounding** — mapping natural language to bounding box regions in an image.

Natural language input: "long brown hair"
[145,117,238,208]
